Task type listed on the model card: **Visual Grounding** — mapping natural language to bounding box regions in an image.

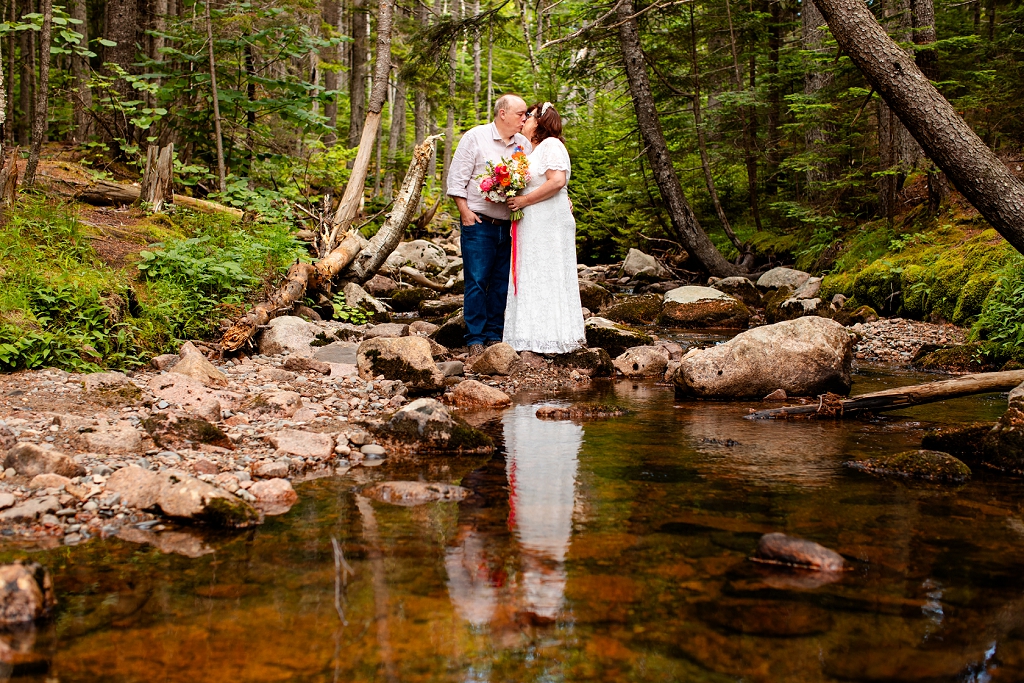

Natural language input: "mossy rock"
[952,271,996,325]
[845,450,971,483]
[761,286,794,322]
[602,294,663,325]
[899,264,929,319]
[389,287,437,312]
[912,342,999,373]
[820,272,855,302]
[142,413,233,450]
[921,423,993,463]
[853,260,902,314]
[552,348,614,377]
[584,320,653,358]
[831,305,878,327]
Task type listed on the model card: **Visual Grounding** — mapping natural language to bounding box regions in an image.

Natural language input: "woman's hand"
[507,195,528,212]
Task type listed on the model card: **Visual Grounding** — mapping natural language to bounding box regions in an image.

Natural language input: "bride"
[503,102,586,354]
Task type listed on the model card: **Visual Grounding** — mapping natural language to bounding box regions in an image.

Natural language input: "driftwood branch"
[73,180,243,218]
[220,262,317,352]
[746,370,1024,420]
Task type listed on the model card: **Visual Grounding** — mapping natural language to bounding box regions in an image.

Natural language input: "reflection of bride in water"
[446,404,582,626]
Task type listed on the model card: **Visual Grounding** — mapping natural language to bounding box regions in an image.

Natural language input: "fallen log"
[746,369,1024,420]
[220,262,317,353]
[73,180,243,218]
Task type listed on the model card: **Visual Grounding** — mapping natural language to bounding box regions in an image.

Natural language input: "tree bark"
[205,0,226,192]
[137,143,174,212]
[814,0,1024,254]
[877,0,917,221]
[748,370,1024,420]
[440,0,458,194]
[103,0,138,99]
[803,0,836,194]
[765,0,781,195]
[69,0,92,142]
[328,0,394,244]
[23,0,51,187]
[615,0,738,277]
[472,0,481,121]
[322,0,340,146]
[382,74,406,197]
[911,0,945,212]
[17,10,32,146]
[348,0,368,148]
[724,0,761,231]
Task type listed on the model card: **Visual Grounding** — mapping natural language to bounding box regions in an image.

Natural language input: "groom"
[447,94,532,357]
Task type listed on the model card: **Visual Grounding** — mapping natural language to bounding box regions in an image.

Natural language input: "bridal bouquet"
[477,147,530,220]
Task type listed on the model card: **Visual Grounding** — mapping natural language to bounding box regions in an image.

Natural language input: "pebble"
[852,318,967,365]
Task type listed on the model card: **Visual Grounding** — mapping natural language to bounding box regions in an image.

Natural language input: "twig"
[851,86,876,126]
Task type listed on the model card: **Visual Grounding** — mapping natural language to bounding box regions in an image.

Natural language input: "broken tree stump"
[137,143,175,212]
[746,369,1024,420]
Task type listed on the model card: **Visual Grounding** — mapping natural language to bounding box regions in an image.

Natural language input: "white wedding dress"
[502,138,586,354]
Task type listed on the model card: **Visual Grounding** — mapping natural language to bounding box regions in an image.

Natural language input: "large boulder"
[258,316,321,357]
[756,267,811,292]
[578,280,613,311]
[621,248,672,280]
[468,342,519,376]
[584,317,653,358]
[613,345,670,378]
[170,341,228,387]
[0,562,56,624]
[343,282,390,323]
[602,294,664,325]
[846,450,971,483]
[659,286,750,328]
[673,317,854,399]
[106,466,259,527]
[357,337,444,391]
[710,276,761,308]
[384,240,448,274]
[3,443,84,478]
[552,348,614,377]
[374,398,494,453]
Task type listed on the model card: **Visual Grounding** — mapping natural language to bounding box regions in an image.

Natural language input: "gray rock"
[378,398,493,453]
[673,317,853,399]
[776,297,827,321]
[362,481,469,506]
[364,322,410,339]
[793,276,823,300]
[282,356,332,375]
[151,354,181,371]
[257,366,297,383]
[3,443,85,478]
[357,337,444,391]
[583,317,654,358]
[753,533,844,572]
[437,361,465,377]
[613,346,670,378]
[258,315,322,357]
[710,276,762,308]
[659,286,750,329]
[384,240,449,274]
[245,391,303,418]
[82,421,145,454]
[268,429,334,459]
[578,280,613,311]
[148,373,242,416]
[360,444,387,456]
[364,274,399,297]
[409,320,439,336]
[0,496,60,521]
[314,341,359,365]
[254,460,290,478]
[343,282,390,322]
[82,371,130,393]
[621,248,673,280]
[0,562,56,623]
[170,341,229,387]
[467,342,519,376]
[756,267,811,292]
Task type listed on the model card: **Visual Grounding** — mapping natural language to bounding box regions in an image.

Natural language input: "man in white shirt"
[447,94,533,356]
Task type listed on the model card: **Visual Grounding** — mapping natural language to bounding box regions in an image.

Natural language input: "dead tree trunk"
[219,263,319,353]
[747,370,1024,420]
[137,143,175,211]
[814,0,1024,255]
[327,0,394,250]
[615,0,738,277]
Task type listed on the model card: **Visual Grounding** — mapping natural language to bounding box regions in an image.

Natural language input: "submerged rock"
[374,398,494,453]
[753,533,844,572]
[584,317,653,358]
[602,294,664,325]
[658,286,750,328]
[673,317,853,399]
[613,345,670,378]
[535,403,630,421]
[0,562,56,624]
[357,337,444,392]
[846,450,971,483]
[362,481,470,506]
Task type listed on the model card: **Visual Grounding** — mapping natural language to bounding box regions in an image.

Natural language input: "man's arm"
[447,131,479,226]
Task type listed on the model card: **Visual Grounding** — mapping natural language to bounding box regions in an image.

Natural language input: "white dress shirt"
[447,122,533,221]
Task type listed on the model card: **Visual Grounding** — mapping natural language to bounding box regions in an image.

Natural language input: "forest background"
[2,0,1024,371]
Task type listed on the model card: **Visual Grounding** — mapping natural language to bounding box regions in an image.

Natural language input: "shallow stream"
[2,360,1024,682]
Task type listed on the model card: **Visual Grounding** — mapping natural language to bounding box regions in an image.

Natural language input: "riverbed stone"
[579,280,613,311]
[149,373,242,415]
[0,562,56,624]
[170,341,228,387]
[390,288,436,313]
[410,320,438,336]
[793,276,823,299]
[313,341,359,365]
[603,294,664,325]
[673,317,853,399]
[845,450,971,483]
[257,366,297,383]
[437,361,465,377]
[364,274,399,297]
[106,465,164,509]
[3,442,85,478]
[584,317,654,358]
[420,296,464,317]
[28,473,72,490]
[249,478,298,510]
[141,412,233,451]
[621,248,672,280]
[245,391,303,418]
[770,296,830,323]
[384,239,449,274]
[753,533,844,571]
[357,337,444,391]
[362,481,470,506]
[364,322,410,339]
[613,345,670,378]
[710,277,761,308]
[282,355,332,375]
[430,310,468,347]
[343,282,390,323]
[258,315,321,357]
[82,420,145,454]
[659,286,750,328]
[756,267,811,292]
[267,429,334,459]
[151,354,180,370]
[157,470,260,527]
[0,496,60,522]
[254,460,290,478]
[376,398,493,453]
[552,347,615,377]
[468,343,519,376]
[83,371,130,393]
[448,380,512,409]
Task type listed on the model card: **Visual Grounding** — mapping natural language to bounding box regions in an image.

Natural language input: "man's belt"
[477,215,512,228]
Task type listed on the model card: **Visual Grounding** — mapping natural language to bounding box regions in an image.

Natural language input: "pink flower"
[480,178,493,192]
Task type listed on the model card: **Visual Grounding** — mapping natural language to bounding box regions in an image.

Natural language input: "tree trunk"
[328,0,394,244]
[102,0,138,99]
[440,0,458,194]
[814,0,1024,253]
[348,0,368,148]
[69,0,92,142]
[322,0,340,146]
[911,0,945,212]
[382,74,406,197]
[723,0,761,231]
[877,0,917,221]
[615,0,738,277]
[486,22,493,115]
[765,0,781,196]
[137,143,174,212]
[472,0,481,121]
[17,14,31,146]
[205,0,226,192]
[803,0,836,195]
[23,0,51,187]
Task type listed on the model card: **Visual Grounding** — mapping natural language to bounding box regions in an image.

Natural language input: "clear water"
[3,366,1024,682]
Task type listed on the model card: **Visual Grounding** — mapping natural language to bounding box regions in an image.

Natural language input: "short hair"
[527,101,564,144]
[494,94,524,119]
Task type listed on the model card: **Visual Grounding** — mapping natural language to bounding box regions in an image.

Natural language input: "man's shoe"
[469,344,485,358]
[485,340,501,347]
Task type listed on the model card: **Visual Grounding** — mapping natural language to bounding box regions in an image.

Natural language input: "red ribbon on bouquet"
[511,220,518,295]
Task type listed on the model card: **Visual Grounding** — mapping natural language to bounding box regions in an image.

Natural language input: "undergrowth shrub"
[973,255,1024,347]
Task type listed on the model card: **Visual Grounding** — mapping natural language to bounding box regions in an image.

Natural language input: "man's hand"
[454,197,479,226]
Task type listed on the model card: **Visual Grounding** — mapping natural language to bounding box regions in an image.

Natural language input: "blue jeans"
[461,216,511,346]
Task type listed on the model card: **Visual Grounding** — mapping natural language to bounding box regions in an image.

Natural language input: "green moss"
[853,260,902,314]
[389,287,436,312]
[201,495,261,528]
[952,271,997,324]
[603,294,663,325]
[820,272,855,301]
[583,324,653,358]
[846,450,971,483]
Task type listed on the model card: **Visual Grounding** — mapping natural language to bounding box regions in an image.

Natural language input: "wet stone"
[752,533,844,572]
[846,450,971,483]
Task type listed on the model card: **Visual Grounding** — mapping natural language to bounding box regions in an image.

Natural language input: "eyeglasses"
[525,111,535,119]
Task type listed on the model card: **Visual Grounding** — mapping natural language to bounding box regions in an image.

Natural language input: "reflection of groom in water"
[447,94,532,356]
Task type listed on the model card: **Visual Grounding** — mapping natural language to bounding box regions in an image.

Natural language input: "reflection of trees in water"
[447,404,582,628]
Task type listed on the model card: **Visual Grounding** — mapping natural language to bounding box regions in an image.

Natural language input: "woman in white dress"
[503,102,586,354]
